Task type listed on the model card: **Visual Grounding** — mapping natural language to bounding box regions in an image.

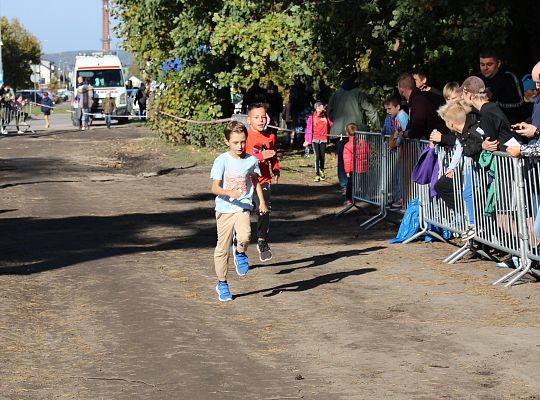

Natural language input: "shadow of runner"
[234,267,376,298]
[252,246,386,274]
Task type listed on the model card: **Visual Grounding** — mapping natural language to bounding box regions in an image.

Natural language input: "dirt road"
[1,122,539,399]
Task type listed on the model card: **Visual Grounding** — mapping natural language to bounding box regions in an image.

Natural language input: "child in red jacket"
[246,102,280,261]
[343,122,370,202]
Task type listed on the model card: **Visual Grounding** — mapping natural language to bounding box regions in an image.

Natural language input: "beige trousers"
[214,210,251,281]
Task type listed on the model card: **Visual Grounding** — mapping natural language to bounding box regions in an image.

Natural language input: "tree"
[111,0,539,147]
[1,17,41,90]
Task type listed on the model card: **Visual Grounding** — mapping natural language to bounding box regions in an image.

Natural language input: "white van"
[71,53,129,125]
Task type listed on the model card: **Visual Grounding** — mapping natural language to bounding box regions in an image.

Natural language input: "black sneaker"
[257,239,273,262]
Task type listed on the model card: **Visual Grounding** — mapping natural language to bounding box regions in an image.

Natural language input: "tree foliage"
[1,17,41,90]
[111,0,540,147]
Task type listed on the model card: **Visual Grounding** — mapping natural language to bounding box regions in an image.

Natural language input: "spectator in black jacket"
[461,75,522,151]
[478,48,523,124]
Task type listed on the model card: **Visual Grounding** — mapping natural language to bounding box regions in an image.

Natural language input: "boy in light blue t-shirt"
[210,121,268,302]
[384,94,409,208]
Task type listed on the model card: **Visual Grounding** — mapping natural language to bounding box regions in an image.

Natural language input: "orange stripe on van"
[78,66,121,70]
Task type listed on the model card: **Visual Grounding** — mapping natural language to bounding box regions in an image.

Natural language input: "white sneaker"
[17,130,24,134]
[1,129,7,135]
[460,226,476,241]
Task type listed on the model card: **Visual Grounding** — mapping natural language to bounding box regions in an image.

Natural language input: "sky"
[0,0,123,54]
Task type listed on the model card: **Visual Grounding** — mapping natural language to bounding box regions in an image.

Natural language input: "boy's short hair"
[345,123,358,136]
[247,102,267,113]
[397,73,415,90]
[411,67,427,79]
[437,100,472,126]
[384,94,401,107]
[442,82,462,100]
[224,120,247,140]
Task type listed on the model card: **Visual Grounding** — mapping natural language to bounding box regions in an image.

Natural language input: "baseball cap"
[460,76,486,94]
[522,74,536,91]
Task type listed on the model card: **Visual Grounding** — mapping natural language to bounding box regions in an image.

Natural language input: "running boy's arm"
[269,135,280,184]
[253,179,268,214]
[211,179,242,199]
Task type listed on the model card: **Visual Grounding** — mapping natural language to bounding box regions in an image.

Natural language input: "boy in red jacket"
[246,103,280,261]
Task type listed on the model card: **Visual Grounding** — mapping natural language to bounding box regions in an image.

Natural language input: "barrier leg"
[493,268,522,286]
[360,207,387,230]
[505,266,531,287]
[335,202,359,217]
[402,220,428,244]
[444,242,471,264]
[494,258,532,287]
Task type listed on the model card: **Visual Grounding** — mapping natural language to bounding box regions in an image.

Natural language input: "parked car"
[57,89,71,102]
[15,90,42,104]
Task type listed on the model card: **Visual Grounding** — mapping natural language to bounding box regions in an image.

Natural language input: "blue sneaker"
[233,246,249,276]
[216,281,232,302]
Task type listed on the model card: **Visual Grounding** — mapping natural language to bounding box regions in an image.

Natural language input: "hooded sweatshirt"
[328,78,381,136]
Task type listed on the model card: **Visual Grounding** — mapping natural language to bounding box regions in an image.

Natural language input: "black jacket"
[459,112,483,161]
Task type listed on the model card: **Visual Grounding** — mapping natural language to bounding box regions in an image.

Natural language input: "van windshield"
[77,69,123,88]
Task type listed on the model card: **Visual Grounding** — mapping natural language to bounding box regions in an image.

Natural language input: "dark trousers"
[346,176,352,200]
[336,138,348,189]
[434,176,455,209]
[252,182,271,240]
[312,141,326,175]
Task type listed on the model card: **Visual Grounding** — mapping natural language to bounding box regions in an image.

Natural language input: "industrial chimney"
[102,0,111,53]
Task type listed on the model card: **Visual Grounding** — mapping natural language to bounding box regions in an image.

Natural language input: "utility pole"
[102,0,110,53]
[0,17,4,85]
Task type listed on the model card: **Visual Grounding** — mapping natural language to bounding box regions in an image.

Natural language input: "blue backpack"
[389,198,420,244]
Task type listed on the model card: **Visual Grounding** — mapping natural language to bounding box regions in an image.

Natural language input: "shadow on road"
[0,151,392,275]
[234,268,377,298]
[251,246,386,273]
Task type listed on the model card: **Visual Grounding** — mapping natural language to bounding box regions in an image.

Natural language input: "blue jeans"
[463,162,476,225]
[336,138,347,189]
[81,108,90,128]
[104,113,112,127]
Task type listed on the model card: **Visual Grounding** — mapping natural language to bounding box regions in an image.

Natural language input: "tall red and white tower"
[102,0,111,53]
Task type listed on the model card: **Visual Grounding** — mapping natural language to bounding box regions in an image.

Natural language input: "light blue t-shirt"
[210,152,261,213]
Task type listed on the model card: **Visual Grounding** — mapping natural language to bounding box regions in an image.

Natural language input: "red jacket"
[246,127,280,184]
[344,136,370,174]
[304,113,333,143]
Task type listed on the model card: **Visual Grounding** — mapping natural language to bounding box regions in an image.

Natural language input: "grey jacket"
[328,86,380,136]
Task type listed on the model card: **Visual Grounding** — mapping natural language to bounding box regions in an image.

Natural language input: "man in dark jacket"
[478,49,523,124]
[397,73,448,140]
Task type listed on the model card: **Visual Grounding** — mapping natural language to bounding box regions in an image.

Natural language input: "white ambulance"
[71,53,129,125]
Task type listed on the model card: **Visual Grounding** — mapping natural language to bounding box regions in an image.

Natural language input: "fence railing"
[349,131,539,287]
[0,103,35,134]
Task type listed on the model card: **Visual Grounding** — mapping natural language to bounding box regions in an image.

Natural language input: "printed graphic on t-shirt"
[224,172,248,197]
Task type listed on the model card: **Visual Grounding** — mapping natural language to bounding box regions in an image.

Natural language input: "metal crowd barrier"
[347,133,427,229]
[349,132,387,228]
[404,143,469,245]
[347,132,539,286]
[0,103,35,134]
